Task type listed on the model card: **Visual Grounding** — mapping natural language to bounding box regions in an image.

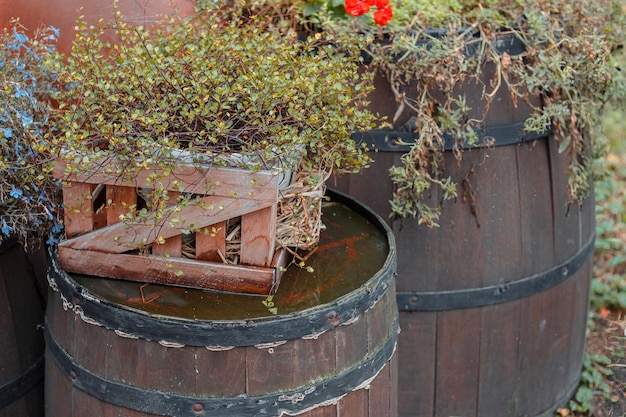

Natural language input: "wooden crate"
[53,159,289,295]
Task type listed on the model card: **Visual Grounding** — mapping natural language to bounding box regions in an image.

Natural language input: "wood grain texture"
[240,205,277,267]
[0,243,45,417]
[331,134,593,417]
[54,160,280,204]
[59,195,274,254]
[195,222,227,262]
[57,247,278,294]
[62,182,95,238]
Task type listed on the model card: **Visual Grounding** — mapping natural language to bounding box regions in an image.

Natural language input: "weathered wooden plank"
[335,304,368,373]
[54,159,280,204]
[102,327,153,417]
[435,309,481,417]
[46,294,76,417]
[151,234,182,258]
[397,311,436,417]
[58,247,278,294]
[241,205,277,267]
[246,332,336,396]
[195,222,227,262]
[59,196,274,254]
[368,361,392,417]
[338,388,368,417]
[194,348,247,398]
[301,404,336,417]
[106,185,137,226]
[477,302,522,415]
[63,182,95,238]
[240,204,277,266]
[389,349,398,417]
[152,191,182,257]
[71,308,109,417]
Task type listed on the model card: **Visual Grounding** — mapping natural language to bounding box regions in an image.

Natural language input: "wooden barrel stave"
[0,239,46,417]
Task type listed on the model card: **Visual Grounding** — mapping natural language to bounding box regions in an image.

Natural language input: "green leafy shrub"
[47,6,377,251]
[50,8,375,177]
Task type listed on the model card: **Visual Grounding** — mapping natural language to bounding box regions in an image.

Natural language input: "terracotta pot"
[0,0,196,54]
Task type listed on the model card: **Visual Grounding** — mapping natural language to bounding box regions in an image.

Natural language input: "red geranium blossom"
[373,4,393,26]
[344,0,393,25]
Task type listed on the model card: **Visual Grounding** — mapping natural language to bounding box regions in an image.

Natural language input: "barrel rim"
[47,191,397,346]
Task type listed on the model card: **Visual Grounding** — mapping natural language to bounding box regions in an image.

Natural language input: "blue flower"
[1,127,12,138]
[15,86,30,99]
[1,220,12,236]
[19,111,33,128]
[46,233,58,245]
[10,185,23,199]
[51,223,64,234]
[49,26,60,39]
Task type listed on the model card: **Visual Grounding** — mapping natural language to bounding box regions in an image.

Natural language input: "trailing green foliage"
[242,0,626,226]
[0,21,62,247]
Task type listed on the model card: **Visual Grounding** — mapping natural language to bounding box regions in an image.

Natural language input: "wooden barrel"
[330,36,594,417]
[0,238,47,417]
[45,192,398,417]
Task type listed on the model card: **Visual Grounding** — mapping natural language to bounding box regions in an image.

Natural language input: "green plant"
[0,21,62,247]
[241,0,626,226]
[48,6,377,250]
[567,352,614,414]
[592,51,626,311]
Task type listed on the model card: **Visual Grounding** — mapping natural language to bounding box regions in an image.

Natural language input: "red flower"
[372,0,390,8]
[373,4,393,26]
[345,0,370,16]
[344,0,393,25]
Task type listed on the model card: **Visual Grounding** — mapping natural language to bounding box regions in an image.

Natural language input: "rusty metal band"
[0,356,44,408]
[397,234,595,312]
[44,320,397,417]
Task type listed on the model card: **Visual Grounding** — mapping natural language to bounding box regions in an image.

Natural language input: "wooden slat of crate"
[62,182,95,239]
[106,185,137,225]
[240,205,277,267]
[151,191,182,258]
[58,195,274,254]
[54,160,279,204]
[195,222,227,262]
[58,247,288,295]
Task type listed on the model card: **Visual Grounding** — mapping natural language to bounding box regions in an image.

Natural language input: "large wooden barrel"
[0,0,196,54]
[330,37,594,417]
[45,192,398,417]
[0,238,47,417]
